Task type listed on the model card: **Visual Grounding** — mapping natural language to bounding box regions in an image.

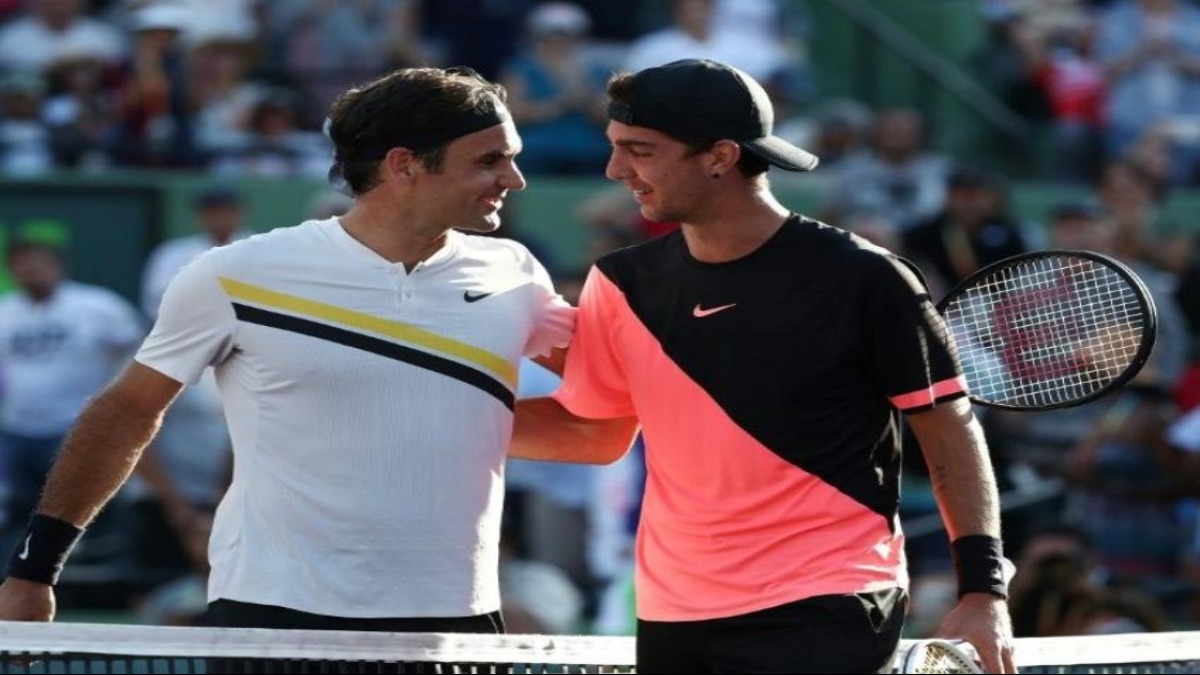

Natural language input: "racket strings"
[943,257,1148,408]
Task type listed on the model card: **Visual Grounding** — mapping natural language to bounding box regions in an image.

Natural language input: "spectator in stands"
[624,0,791,87]
[208,87,330,179]
[499,2,610,176]
[782,99,873,173]
[970,0,1054,133]
[1165,407,1200,620]
[0,0,125,75]
[720,0,815,105]
[111,2,198,167]
[1094,0,1200,185]
[821,108,950,232]
[378,0,427,72]
[0,72,55,177]
[0,239,143,555]
[1096,160,1168,260]
[42,52,121,170]
[1008,10,1106,183]
[141,184,250,319]
[131,0,257,46]
[265,0,418,126]
[1008,523,1099,611]
[187,34,265,158]
[1010,549,1097,636]
[902,165,1029,292]
[1061,387,1187,586]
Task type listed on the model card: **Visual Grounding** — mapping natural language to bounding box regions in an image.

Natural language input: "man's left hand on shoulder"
[935,593,1016,674]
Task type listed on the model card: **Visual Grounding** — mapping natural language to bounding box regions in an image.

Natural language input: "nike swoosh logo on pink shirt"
[692,303,737,318]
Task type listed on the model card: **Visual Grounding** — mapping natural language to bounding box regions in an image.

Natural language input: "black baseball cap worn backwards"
[607,59,819,172]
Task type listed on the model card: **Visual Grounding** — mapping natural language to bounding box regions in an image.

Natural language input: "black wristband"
[951,534,1008,599]
[6,514,85,586]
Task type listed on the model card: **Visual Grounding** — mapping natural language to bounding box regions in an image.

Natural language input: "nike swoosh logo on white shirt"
[692,303,737,318]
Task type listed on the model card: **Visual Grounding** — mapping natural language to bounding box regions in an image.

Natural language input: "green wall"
[802,0,1009,164]
[1,172,1197,302]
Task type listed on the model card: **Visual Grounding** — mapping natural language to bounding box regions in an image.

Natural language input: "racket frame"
[898,639,985,674]
[933,249,1158,412]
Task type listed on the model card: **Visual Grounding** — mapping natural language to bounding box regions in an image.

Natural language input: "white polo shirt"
[135,218,574,618]
[0,282,143,437]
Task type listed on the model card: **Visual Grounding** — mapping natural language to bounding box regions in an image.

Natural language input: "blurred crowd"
[0,0,1199,186]
[0,0,1198,645]
[0,0,813,179]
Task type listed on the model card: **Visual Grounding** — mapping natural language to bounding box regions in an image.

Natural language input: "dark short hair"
[327,67,508,195]
[193,184,244,209]
[607,72,770,179]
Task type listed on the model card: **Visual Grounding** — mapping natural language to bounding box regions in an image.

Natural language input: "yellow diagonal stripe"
[219,277,516,388]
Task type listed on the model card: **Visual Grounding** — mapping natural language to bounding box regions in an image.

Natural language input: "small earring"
[711,172,721,179]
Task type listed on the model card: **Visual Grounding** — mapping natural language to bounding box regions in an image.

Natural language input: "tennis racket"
[935,250,1157,411]
[898,640,984,674]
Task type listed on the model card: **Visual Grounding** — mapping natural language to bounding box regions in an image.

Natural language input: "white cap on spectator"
[131,3,193,33]
[526,2,591,37]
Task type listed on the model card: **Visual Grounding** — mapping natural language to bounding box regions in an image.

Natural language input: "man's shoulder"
[59,281,136,312]
[455,232,545,269]
[202,221,320,264]
[789,218,917,282]
[149,234,209,259]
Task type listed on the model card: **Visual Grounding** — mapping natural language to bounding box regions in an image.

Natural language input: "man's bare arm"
[40,362,184,525]
[906,396,1016,674]
[511,396,638,464]
[905,397,1001,540]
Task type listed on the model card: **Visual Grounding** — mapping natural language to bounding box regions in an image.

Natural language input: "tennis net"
[0,622,1195,673]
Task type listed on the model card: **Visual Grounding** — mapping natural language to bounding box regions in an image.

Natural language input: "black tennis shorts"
[636,586,906,674]
[203,599,505,674]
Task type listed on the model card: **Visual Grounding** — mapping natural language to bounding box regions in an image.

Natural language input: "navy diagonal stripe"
[232,303,514,410]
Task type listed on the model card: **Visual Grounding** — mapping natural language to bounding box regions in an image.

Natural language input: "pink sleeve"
[553,266,636,419]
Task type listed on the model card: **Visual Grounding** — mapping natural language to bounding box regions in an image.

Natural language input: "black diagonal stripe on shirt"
[232,303,514,409]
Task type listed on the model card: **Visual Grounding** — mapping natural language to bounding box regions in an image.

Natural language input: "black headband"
[356,101,511,159]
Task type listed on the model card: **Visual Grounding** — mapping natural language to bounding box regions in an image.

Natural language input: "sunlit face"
[412,119,526,233]
[605,120,714,225]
